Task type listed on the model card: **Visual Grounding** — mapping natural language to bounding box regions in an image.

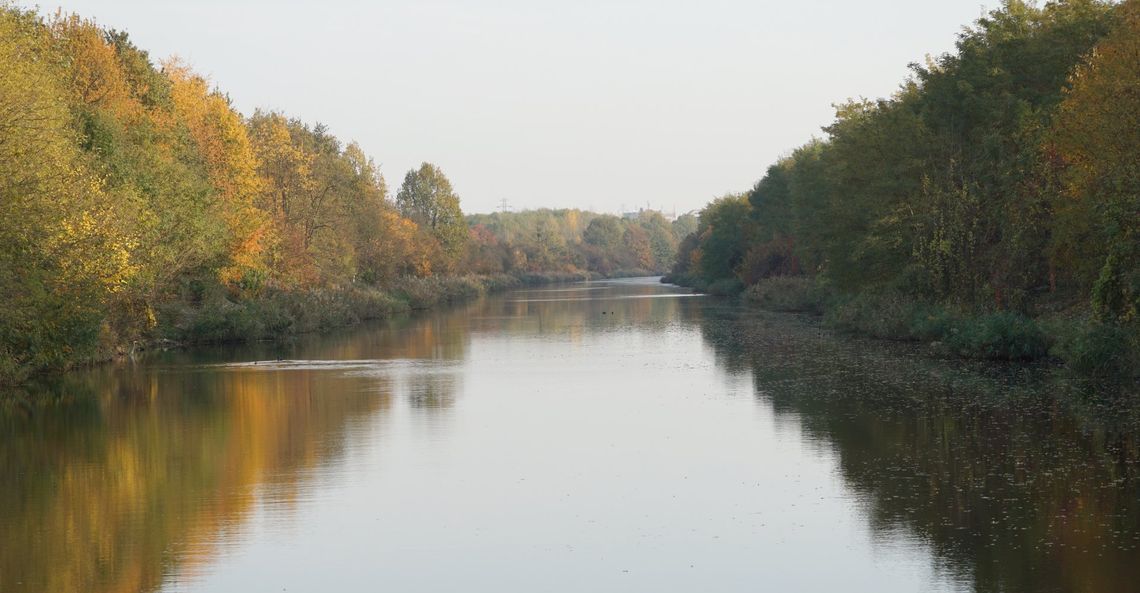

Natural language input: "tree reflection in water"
[698,304,1140,593]
[5,281,1136,593]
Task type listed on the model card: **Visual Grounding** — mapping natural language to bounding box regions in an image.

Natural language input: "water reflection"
[2,278,1136,593]
[697,304,1140,593]
[0,366,386,593]
[0,278,702,593]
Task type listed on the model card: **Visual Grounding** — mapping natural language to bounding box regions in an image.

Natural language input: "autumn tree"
[396,163,467,266]
[1051,0,1140,321]
[582,216,624,274]
[51,15,230,315]
[0,8,133,379]
[166,60,271,291]
[635,211,678,272]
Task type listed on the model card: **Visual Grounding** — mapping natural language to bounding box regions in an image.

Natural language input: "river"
[2,277,1138,593]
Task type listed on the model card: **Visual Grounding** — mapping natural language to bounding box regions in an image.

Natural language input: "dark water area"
[2,278,1138,592]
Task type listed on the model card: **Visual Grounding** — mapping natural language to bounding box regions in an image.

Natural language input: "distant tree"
[671,213,698,243]
[581,216,624,274]
[397,163,467,264]
[464,223,508,274]
[621,225,654,271]
[635,211,677,272]
[583,216,623,250]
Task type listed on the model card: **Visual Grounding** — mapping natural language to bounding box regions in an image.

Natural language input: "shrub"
[391,276,494,310]
[516,271,592,285]
[824,291,928,340]
[944,312,1049,361]
[181,302,269,343]
[907,306,960,342]
[745,277,830,314]
[705,278,745,297]
[660,272,709,292]
[1052,321,1139,379]
[175,285,410,344]
[609,268,655,279]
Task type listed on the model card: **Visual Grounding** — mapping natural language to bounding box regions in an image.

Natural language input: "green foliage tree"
[465,209,679,276]
[690,194,752,282]
[666,0,1135,372]
[582,216,624,274]
[1051,0,1140,322]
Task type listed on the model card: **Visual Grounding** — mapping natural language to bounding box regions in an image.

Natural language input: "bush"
[906,305,961,342]
[745,277,830,314]
[175,285,409,344]
[660,272,706,291]
[739,278,1135,374]
[1052,321,1139,379]
[180,301,272,343]
[516,271,592,285]
[0,348,29,386]
[705,278,745,296]
[824,292,1049,360]
[480,274,524,292]
[608,268,655,279]
[944,312,1049,361]
[391,275,494,310]
[824,291,930,340]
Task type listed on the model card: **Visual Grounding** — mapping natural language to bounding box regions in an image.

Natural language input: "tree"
[742,160,798,283]
[621,225,654,271]
[1051,0,1140,321]
[167,59,271,291]
[905,0,1116,307]
[52,16,229,311]
[0,8,133,378]
[396,163,466,265]
[583,216,624,250]
[671,213,698,243]
[634,211,677,272]
[690,194,753,282]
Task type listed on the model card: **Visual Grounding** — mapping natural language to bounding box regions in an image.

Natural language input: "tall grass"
[747,277,1137,376]
[166,274,532,345]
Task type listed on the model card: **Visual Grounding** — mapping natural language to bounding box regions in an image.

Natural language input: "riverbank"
[0,271,615,388]
[165,269,664,346]
[666,274,1139,384]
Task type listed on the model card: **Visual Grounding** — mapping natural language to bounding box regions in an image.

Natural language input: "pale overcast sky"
[33,0,996,214]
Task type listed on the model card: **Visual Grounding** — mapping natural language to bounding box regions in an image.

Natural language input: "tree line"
[0,7,681,384]
[671,0,1138,374]
[466,209,695,277]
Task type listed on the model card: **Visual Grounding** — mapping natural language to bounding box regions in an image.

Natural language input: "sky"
[32,0,999,215]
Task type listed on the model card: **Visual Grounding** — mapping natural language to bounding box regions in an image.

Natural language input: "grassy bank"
[0,271,604,387]
[660,272,745,297]
[669,275,1139,382]
[163,271,602,346]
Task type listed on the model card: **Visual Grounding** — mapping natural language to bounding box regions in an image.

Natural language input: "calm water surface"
[2,278,1138,592]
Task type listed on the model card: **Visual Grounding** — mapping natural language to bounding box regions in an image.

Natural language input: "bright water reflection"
[2,278,1137,592]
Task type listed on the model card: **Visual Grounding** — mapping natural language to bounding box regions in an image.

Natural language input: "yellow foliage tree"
[166,59,272,290]
[247,111,319,286]
[48,12,140,121]
[0,9,134,375]
[364,211,439,280]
